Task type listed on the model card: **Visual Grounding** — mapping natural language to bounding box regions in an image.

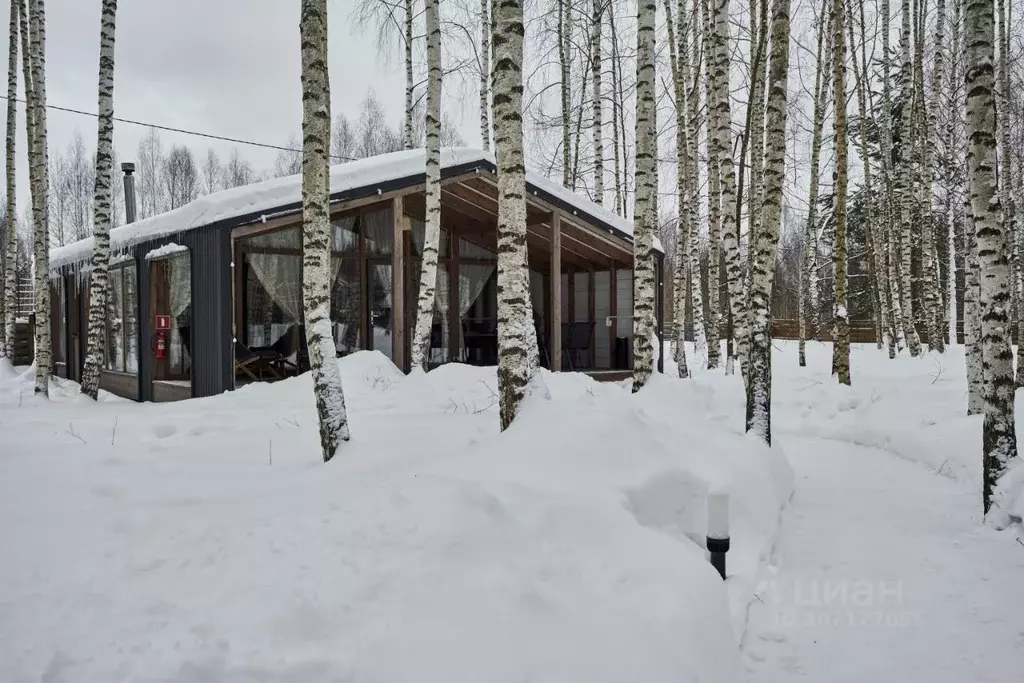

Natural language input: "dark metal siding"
[137,226,232,401]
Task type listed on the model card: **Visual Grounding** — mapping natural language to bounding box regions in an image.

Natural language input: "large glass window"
[458,239,497,365]
[242,227,302,348]
[594,271,611,368]
[410,217,450,365]
[103,264,139,374]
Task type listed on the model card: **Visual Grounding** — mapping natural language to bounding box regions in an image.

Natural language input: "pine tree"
[300,0,350,461]
[631,0,657,391]
[800,0,830,367]
[2,0,17,359]
[831,0,850,384]
[410,0,442,371]
[494,0,535,427]
[27,0,49,395]
[965,0,1017,516]
[746,0,791,442]
[80,0,118,400]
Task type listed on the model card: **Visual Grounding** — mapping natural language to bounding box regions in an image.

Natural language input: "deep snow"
[2,341,1023,682]
[0,352,788,683]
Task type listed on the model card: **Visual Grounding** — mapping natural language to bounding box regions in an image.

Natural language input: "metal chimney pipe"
[121,162,137,224]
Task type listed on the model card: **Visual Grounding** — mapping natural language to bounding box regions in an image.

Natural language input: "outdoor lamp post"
[707,491,729,580]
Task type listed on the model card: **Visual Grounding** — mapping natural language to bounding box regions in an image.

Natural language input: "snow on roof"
[50,147,657,274]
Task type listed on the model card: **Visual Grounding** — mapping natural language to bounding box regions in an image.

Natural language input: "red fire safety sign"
[155,315,171,330]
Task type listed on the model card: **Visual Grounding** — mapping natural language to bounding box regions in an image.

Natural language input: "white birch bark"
[2,0,17,359]
[591,0,604,204]
[965,0,1017,517]
[897,0,922,356]
[832,0,850,384]
[684,0,706,362]
[800,0,830,367]
[494,0,535,428]
[300,0,350,461]
[410,0,442,371]
[632,0,657,391]
[559,0,571,187]
[403,0,414,150]
[995,0,1020,384]
[609,6,623,214]
[711,0,743,376]
[917,0,944,353]
[80,0,117,400]
[746,0,790,443]
[479,0,490,150]
[703,0,721,368]
[665,0,689,378]
[27,0,48,395]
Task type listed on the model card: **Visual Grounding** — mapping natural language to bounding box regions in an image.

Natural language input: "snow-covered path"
[742,435,1024,682]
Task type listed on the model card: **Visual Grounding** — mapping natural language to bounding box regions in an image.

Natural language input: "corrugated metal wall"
[137,226,232,401]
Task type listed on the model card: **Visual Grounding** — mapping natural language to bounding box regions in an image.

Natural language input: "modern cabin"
[47,148,665,402]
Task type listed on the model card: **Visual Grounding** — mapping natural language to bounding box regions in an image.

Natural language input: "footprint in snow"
[757,629,787,643]
[153,424,177,439]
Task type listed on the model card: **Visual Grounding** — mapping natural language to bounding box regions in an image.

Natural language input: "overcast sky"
[8,0,479,213]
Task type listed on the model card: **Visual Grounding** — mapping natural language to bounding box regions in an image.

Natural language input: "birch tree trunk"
[494,0,535,427]
[632,0,657,391]
[80,0,117,400]
[479,0,490,150]
[746,0,790,443]
[710,0,743,376]
[831,0,850,385]
[559,0,571,187]
[965,189,984,413]
[609,6,623,214]
[684,0,706,362]
[591,0,604,204]
[666,0,689,378]
[300,0,350,461]
[703,0,721,368]
[2,0,17,359]
[27,0,49,395]
[410,0,442,371]
[946,0,962,348]
[965,0,1017,517]
[896,0,922,356]
[800,0,830,367]
[403,0,414,149]
[846,0,892,358]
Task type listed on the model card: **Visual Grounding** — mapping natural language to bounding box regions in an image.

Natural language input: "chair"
[462,318,497,365]
[234,341,281,382]
[271,326,299,375]
[563,321,595,370]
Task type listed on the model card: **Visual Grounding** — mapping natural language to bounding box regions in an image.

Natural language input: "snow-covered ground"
[2,341,1022,682]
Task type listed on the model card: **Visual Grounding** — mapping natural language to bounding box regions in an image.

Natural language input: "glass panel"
[369,262,393,359]
[594,271,611,369]
[616,268,633,369]
[332,216,359,253]
[243,227,302,347]
[411,216,449,257]
[459,264,497,365]
[331,257,361,354]
[459,238,496,260]
[406,255,450,365]
[573,272,589,323]
[123,266,139,373]
[363,207,393,255]
[530,269,545,337]
[55,280,66,363]
[167,252,192,377]
[561,273,568,321]
[105,269,124,371]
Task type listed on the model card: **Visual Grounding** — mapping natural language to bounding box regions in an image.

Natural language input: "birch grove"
[300,0,350,461]
[80,0,118,401]
[410,0,442,372]
[2,0,17,359]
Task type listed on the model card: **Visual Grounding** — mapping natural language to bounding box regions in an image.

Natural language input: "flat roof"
[50,148,660,274]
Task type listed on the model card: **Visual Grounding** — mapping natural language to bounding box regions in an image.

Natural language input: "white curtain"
[168,253,191,317]
[248,254,301,321]
[458,264,495,317]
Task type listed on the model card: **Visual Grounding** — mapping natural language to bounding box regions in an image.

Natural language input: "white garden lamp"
[706,491,730,580]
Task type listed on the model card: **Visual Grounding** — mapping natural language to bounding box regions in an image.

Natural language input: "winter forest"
[1,0,1023,680]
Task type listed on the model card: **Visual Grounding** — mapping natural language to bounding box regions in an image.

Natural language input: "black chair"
[429,322,444,364]
[271,325,300,375]
[563,321,595,370]
[462,318,497,365]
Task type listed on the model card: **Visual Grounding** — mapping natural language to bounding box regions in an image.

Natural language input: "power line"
[0,94,357,162]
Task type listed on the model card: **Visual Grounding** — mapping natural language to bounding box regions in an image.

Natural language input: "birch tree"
[80,0,117,400]
[746,0,790,443]
[895,0,922,355]
[710,0,743,376]
[831,0,850,384]
[27,0,49,395]
[404,0,415,149]
[591,0,605,204]
[558,0,571,187]
[667,0,691,378]
[411,0,442,371]
[493,0,535,428]
[2,0,17,359]
[300,0,350,461]
[703,0,721,368]
[995,0,1020,383]
[799,0,830,367]
[684,0,706,362]
[965,0,1017,517]
[632,0,657,390]
[479,0,490,149]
